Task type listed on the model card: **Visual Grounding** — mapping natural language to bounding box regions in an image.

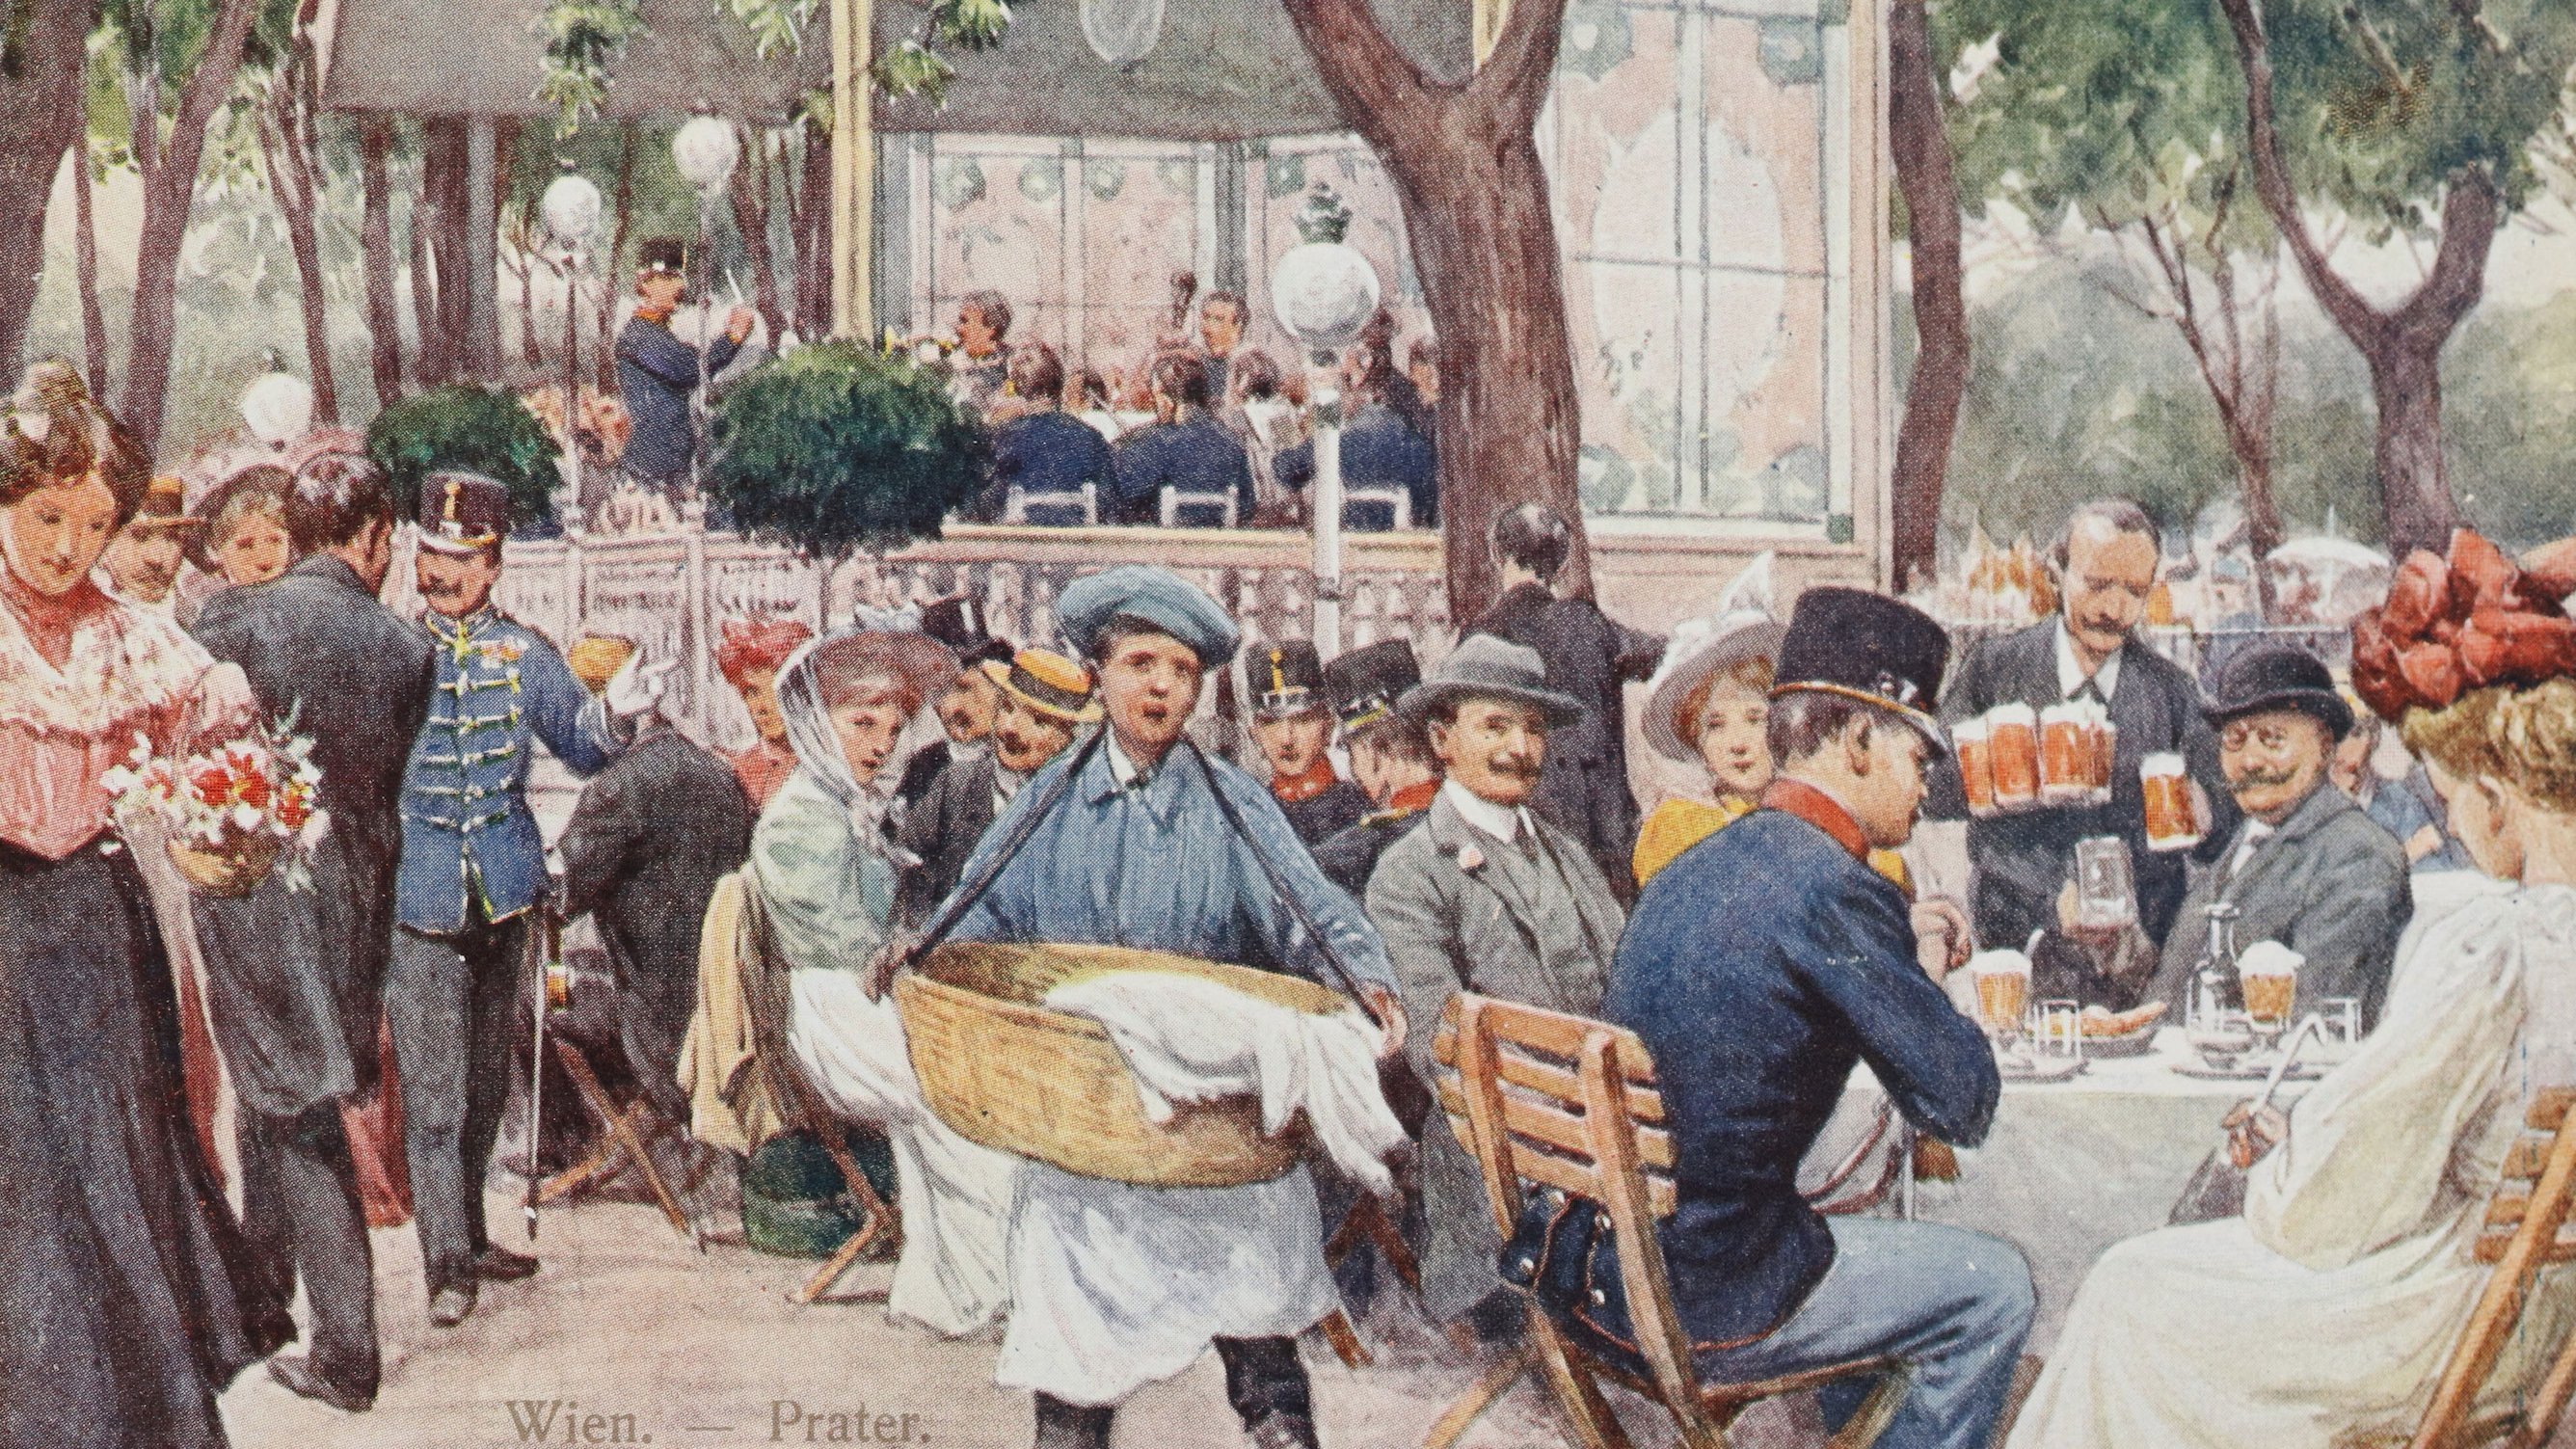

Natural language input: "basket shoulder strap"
[1187,740,1382,1025]
[905,727,1106,967]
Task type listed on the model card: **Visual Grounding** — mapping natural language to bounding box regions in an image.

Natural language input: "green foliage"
[366,387,562,530]
[2443,291,2576,547]
[708,343,988,558]
[536,0,647,136]
[718,0,823,60]
[872,40,957,105]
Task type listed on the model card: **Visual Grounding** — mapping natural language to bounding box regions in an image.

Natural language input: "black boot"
[1216,1337,1317,1448]
[1244,1410,1319,1449]
[1033,1393,1114,1449]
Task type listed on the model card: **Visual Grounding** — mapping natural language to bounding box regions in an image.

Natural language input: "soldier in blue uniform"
[1503,587,2030,1449]
[386,472,669,1328]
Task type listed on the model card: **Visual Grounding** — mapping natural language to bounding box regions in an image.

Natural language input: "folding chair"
[1428,994,1905,1449]
[1339,485,1412,532]
[2348,1086,2576,1449]
[536,1034,694,1242]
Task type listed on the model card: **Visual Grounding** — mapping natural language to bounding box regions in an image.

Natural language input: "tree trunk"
[731,131,788,342]
[422,118,472,380]
[358,117,405,406]
[2236,443,2282,620]
[119,0,266,454]
[1282,0,1585,622]
[0,0,88,376]
[2370,339,2455,558]
[597,124,637,394]
[261,42,339,425]
[72,136,111,394]
[1886,0,1967,595]
[796,119,833,339]
[1382,131,1588,617]
[408,128,449,388]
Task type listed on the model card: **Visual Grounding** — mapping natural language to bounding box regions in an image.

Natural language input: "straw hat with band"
[1642,609,1786,762]
[127,474,201,532]
[1768,586,1951,754]
[1397,633,1586,730]
[982,648,1103,725]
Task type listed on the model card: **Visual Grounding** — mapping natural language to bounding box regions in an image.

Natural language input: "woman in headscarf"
[754,629,1025,1339]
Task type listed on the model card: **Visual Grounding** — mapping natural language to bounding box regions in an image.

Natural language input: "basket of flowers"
[103,723,328,898]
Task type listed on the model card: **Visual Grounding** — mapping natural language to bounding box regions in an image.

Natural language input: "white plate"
[2171,1060,2325,1083]
[2077,1029,2159,1059]
[1999,1055,2089,1083]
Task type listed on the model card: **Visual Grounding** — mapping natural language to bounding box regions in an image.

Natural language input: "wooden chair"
[2374,1087,2576,1449]
[1004,481,1099,525]
[1427,994,1906,1449]
[1159,484,1240,528]
[535,1034,695,1243]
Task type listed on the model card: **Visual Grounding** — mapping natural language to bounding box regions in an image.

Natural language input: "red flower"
[234,771,270,809]
[192,767,233,807]
[278,795,310,831]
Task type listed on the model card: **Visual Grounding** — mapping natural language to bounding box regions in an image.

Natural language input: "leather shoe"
[268,1355,374,1412]
[428,1279,477,1328]
[472,1245,540,1281]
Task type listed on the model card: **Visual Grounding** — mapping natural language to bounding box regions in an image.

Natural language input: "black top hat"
[637,237,688,276]
[2202,644,2353,738]
[1324,638,1419,736]
[1250,640,1329,718]
[1398,633,1585,730]
[416,471,512,554]
[1772,586,1950,750]
[920,594,1011,666]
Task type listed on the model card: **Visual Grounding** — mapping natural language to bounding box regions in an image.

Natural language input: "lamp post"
[1270,183,1381,656]
[673,109,742,518]
[240,355,314,453]
[540,161,603,527]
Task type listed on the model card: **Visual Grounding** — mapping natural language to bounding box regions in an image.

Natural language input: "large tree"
[0,0,96,371]
[2212,0,2574,555]
[1887,0,1968,594]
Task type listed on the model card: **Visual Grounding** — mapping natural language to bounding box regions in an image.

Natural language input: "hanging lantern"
[1270,183,1381,351]
[1080,0,1165,67]
[539,162,603,252]
[240,362,314,448]
[672,110,742,195]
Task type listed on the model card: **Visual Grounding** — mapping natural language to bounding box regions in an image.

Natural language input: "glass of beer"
[1988,704,2041,812]
[2240,953,2300,1051]
[2040,702,2091,805]
[2140,752,2202,850]
[1972,952,2033,1061]
[2033,998,2084,1060]
[2084,703,2118,805]
[1956,718,1998,817]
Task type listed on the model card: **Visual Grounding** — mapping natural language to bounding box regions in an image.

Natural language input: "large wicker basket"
[894,941,1345,1189]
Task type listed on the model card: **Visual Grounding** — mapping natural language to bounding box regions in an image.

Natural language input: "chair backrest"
[1005,482,1099,525]
[1160,484,1239,528]
[1340,485,1412,531]
[2409,1087,2576,1449]
[1433,993,1706,1413]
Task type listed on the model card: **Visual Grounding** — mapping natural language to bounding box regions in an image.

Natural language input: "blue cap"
[1057,565,1242,668]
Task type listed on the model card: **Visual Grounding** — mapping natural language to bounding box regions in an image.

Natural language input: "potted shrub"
[707,342,988,558]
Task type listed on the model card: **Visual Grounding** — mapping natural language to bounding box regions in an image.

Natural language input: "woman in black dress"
[0,386,289,1448]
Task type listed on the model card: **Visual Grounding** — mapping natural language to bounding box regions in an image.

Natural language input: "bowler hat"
[1249,640,1329,718]
[2202,644,2353,738]
[1398,633,1585,730]
[1324,638,1419,737]
[416,470,511,554]
[127,475,201,531]
[1772,587,1950,751]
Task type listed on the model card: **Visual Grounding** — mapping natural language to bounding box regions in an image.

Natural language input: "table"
[1814,1030,2316,1348]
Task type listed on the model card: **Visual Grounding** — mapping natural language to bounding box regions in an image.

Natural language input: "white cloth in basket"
[789,966,1020,1339]
[1044,972,1408,1194]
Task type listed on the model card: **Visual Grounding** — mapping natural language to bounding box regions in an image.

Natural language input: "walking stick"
[523,901,563,1241]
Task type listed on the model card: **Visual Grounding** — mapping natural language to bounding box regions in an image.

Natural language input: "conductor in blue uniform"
[1505,587,2031,1449]
[388,472,668,1328]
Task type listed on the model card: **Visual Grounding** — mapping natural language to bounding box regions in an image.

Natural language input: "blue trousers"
[1694,1219,2033,1449]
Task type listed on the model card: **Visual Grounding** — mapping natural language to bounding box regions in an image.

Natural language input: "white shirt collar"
[2053,619,2124,703]
[2229,818,2275,873]
[1441,777,1533,844]
[994,761,1029,811]
[1105,733,1144,789]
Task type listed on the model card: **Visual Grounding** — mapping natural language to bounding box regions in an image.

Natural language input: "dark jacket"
[189,554,435,1115]
[1504,803,1998,1355]
[1311,803,1429,898]
[895,750,1009,929]
[2146,779,2413,1032]
[1277,777,1370,847]
[986,410,1115,524]
[1470,586,1662,890]
[615,313,741,485]
[1112,414,1255,525]
[1275,401,1438,530]
[1926,620,2238,953]
[557,728,754,1116]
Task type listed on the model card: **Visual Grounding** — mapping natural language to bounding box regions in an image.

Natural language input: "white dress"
[2008,874,2576,1449]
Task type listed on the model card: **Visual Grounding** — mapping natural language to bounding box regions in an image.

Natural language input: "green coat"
[750,767,900,976]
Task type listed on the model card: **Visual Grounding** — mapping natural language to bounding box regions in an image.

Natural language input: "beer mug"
[1988,704,2041,812]
[2083,703,2118,805]
[1955,718,1999,818]
[2238,941,2302,1050]
[2140,752,2202,851]
[2073,836,2138,931]
[2318,996,2362,1051]
[1970,951,2033,1053]
[2040,702,2091,805]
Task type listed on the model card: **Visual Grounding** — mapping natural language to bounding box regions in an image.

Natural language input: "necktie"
[2071,677,2106,706]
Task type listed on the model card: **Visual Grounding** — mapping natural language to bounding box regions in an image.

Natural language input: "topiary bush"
[366,386,562,532]
[707,342,987,558]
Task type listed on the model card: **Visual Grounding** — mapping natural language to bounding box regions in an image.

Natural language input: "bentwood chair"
[1429,994,1905,1449]
[2352,1087,2576,1449]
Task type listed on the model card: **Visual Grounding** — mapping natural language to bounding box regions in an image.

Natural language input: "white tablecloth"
[1816,1030,2317,1349]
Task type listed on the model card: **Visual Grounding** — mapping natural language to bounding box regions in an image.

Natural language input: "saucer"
[1999,1055,2087,1084]
[2172,1059,2325,1083]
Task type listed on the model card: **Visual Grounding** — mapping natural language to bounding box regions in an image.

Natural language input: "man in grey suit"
[1926,498,2239,957]
[189,455,436,1412]
[2145,645,2412,1031]
[1367,635,1625,1328]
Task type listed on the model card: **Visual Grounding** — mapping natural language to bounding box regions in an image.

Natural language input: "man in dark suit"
[1926,498,2238,956]
[2144,646,2412,1030]
[190,455,436,1413]
[1469,504,1663,896]
[896,647,1096,927]
[1274,349,1437,530]
[1505,588,2029,1449]
[555,686,755,1136]
[1111,352,1254,526]
[1311,639,1438,897]
[982,343,1114,526]
[1246,639,1369,845]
